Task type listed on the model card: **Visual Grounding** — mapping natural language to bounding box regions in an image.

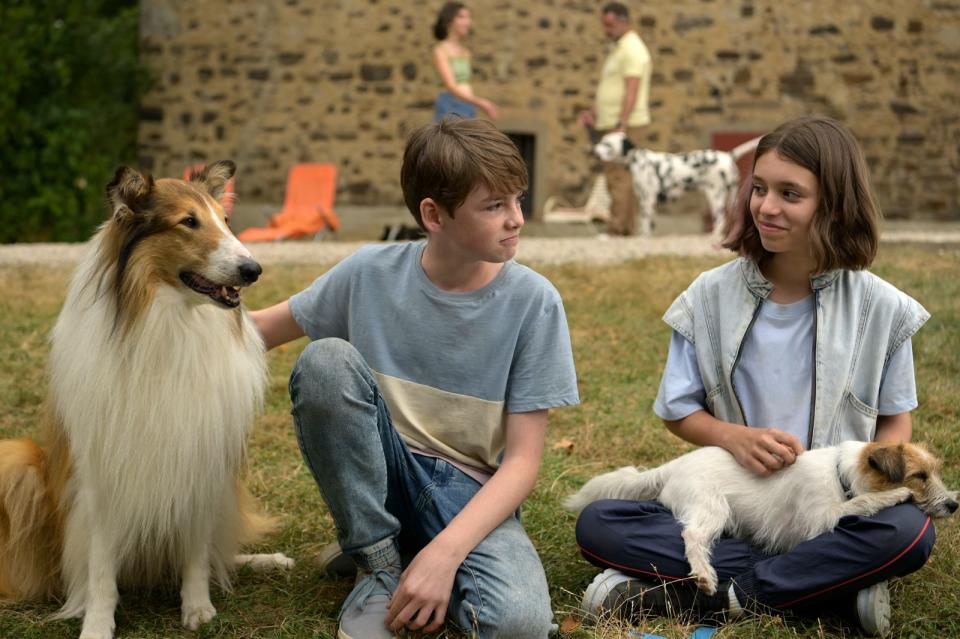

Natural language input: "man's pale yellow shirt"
[595,30,652,130]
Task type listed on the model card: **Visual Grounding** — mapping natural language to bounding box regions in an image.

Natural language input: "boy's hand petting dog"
[386,539,461,632]
[722,426,805,477]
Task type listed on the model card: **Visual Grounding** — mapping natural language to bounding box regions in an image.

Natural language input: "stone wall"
[138,0,960,219]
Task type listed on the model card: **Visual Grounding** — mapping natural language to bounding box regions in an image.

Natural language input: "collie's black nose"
[947,499,958,514]
[238,257,262,284]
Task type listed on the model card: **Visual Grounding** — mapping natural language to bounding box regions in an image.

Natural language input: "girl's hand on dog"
[723,426,805,477]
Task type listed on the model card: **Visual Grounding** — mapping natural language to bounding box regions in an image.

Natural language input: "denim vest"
[663,258,929,449]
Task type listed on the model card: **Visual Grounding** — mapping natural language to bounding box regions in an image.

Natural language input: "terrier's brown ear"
[106,166,154,222]
[190,160,236,201]
[868,444,906,483]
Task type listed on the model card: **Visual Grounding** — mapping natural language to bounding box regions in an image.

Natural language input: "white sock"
[727,583,744,618]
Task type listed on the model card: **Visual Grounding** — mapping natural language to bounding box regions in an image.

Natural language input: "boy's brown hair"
[722,116,881,273]
[401,117,528,229]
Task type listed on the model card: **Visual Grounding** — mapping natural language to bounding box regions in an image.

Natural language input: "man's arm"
[385,409,547,632]
[616,76,641,130]
[250,300,305,350]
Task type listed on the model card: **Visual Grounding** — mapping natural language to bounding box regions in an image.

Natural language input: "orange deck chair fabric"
[183,164,235,216]
[237,163,341,242]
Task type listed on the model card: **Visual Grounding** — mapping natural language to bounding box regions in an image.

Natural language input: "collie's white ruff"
[0,163,292,639]
[566,441,957,594]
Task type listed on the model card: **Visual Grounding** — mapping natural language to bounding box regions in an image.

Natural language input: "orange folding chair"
[237,164,341,242]
[183,164,235,215]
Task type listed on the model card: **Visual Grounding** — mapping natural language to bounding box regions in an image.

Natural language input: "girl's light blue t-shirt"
[654,295,917,447]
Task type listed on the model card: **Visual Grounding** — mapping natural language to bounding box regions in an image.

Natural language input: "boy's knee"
[464,592,552,639]
[290,338,362,399]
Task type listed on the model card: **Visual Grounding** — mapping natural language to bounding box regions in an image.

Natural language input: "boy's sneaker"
[856,581,891,637]
[338,568,399,639]
[580,568,733,623]
[315,541,357,578]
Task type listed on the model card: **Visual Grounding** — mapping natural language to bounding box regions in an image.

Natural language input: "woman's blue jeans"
[290,338,553,638]
[434,91,476,122]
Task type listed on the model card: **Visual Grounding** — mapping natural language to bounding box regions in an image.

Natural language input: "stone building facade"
[138,0,960,220]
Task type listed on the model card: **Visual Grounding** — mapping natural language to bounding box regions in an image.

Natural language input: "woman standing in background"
[432,3,498,121]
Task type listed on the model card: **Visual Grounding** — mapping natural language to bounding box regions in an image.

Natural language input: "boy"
[252,117,579,639]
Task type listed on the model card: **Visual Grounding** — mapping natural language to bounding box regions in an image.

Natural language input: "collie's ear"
[868,444,906,483]
[191,160,236,200]
[106,166,154,222]
[621,136,635,155]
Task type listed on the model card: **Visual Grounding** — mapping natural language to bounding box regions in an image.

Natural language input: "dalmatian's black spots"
[595,131,744,236]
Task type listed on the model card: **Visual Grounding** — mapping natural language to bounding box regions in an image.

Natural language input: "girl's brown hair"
[722,116,881,273]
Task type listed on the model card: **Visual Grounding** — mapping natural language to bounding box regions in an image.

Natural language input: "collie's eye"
[912,471,928,482]
[180,216,198,229]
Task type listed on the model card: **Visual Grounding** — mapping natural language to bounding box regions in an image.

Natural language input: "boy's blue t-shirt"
[289,241,580,473]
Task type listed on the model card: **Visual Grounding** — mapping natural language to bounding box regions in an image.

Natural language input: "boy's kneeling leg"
[451,517,553,638]
[290,337,402,553]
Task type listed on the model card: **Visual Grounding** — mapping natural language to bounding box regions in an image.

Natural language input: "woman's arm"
[385,409,546,632]
[249,300,305,350]
[431,45,497,117]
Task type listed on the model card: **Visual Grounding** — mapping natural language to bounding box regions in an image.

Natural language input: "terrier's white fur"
[566,441,957,594]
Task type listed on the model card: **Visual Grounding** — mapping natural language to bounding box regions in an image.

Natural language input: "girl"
[431,3,498,122]
[574,116,934,637]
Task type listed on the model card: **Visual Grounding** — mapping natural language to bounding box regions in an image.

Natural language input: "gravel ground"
[2,229,959,268]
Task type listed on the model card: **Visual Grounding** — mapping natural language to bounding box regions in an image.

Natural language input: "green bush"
[0,0,148,243]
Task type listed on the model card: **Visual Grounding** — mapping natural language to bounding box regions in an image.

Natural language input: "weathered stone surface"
[138,0,960,219]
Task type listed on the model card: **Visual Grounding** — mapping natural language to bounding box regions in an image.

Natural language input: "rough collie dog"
[0,162,293,639]
[566,441,957,595]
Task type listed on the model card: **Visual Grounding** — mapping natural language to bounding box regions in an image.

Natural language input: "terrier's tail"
[563,465,665,513]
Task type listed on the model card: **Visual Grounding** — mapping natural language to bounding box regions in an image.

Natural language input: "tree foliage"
[0,0,148,243]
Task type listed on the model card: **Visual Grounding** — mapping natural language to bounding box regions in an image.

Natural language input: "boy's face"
[435,184,525,263]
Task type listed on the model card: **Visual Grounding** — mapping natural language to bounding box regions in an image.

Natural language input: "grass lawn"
[1,244,957,638]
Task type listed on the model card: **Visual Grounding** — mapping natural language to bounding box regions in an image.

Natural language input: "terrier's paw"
[692,568,718,595]
[891,486,914,503]
[181,601,217,630]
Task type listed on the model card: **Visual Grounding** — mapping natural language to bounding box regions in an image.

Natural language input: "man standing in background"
[579,2,652,237]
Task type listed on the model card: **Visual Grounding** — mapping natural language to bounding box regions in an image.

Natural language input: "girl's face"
[750,151,820,259]
[450,8,472,38]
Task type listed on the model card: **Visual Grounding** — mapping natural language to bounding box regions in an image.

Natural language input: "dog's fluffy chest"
[50,278,266,525]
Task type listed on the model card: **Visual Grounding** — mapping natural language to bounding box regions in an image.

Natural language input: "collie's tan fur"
[0,162,292,639]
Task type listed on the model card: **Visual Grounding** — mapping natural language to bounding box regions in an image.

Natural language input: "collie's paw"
[79,611,115,639]
[181,601,217,630]
[235,552,295,571]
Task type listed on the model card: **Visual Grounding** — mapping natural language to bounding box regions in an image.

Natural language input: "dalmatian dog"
[593,130,761,237]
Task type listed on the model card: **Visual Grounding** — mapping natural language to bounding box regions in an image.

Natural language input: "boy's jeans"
[290,338,553,638]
